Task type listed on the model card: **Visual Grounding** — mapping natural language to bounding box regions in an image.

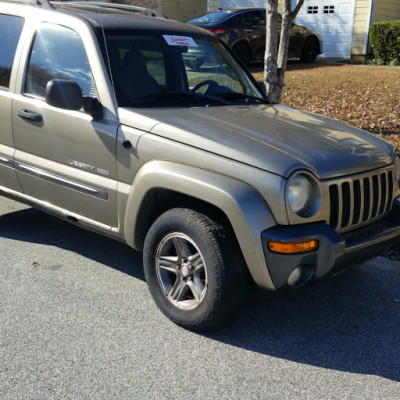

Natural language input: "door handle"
[17,108,43,123]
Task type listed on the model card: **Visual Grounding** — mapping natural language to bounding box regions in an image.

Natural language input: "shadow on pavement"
[0,207,144,281]
[1,206,399,382]
[209,264,400,382]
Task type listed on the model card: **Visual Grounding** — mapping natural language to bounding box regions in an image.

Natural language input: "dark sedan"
[187,8,322,66]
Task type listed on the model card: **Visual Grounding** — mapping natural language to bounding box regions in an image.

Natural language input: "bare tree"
[264,0,305,103]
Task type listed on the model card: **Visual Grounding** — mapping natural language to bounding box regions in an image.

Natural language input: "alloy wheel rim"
[155,232,208,310]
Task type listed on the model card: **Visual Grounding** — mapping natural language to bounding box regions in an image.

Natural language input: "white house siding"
[350,0,372,56]
[161,0,207,21]
[351,0,400,58]
[374,0,400,22]
[294,0,356,58]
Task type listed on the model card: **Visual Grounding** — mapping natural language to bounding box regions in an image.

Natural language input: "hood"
[118,104,394,180]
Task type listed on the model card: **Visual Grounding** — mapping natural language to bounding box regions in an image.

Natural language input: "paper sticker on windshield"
[163,35,198,47]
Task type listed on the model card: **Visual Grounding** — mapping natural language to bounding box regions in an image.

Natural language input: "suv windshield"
[103,30,263,108]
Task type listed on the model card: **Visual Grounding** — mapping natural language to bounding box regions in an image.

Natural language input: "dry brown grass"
[252,62,400,148]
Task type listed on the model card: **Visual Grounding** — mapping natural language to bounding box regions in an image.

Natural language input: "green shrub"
[369,21,400,66]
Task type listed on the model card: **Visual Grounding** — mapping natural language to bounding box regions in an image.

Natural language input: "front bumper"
[262,201,400,289]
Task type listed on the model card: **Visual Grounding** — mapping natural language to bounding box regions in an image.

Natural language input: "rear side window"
[25,23,96,98]
[242,11,265,26]
[0,14,24,89]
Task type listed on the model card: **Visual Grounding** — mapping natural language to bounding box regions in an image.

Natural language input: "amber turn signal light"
[268,240,319,254]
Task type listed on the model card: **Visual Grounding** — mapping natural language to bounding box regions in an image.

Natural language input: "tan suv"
[1,0,400,331]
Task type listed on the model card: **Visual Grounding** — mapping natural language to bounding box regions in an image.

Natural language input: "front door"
[0,14,25,191]
[12,22,119,228]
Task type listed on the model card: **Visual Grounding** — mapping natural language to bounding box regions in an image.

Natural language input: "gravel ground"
[1,198,400,399]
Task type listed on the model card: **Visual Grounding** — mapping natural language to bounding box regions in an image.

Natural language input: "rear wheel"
[300,37,319,63]
[232,42,251,66]
[143,208,248,331]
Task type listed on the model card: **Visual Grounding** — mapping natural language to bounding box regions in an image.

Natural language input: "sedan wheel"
[300,37,319,63]
[232,42,251,66]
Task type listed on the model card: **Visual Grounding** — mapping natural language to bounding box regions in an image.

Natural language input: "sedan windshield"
[103,30,264,107]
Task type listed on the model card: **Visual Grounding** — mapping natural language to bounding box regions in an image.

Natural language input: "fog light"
[287,264,314,287]
[268,240,318,254]
[287,266,302,287]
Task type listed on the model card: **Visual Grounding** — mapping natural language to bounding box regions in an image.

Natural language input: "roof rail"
[63,1,166,18]
[35,0,54,9]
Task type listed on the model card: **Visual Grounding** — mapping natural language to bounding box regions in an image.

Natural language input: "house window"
[323,5,335,14]
[307,6,318,14]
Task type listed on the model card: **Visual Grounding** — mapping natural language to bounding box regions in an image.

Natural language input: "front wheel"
[143,208,248,331]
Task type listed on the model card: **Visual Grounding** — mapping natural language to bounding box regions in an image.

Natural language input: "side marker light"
[268,240,319,254]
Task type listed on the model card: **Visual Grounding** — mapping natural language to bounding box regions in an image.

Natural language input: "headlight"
[287,173,321,217]
[288,174,312,214]
[396,156,400,187]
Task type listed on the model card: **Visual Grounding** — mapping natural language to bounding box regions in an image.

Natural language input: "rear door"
[12,20,119,229]
[0,13,24,191]
[240,10,266,60]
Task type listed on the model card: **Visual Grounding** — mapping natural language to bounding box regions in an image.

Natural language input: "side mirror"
[45,79,103,119]
[46,79,83,110]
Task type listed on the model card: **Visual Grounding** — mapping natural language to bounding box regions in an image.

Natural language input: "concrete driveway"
[1,197,400,399]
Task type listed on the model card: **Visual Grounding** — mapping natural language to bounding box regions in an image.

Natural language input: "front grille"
[329,169,394,231]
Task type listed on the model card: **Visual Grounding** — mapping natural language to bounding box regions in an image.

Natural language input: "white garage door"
[294,0,356,58]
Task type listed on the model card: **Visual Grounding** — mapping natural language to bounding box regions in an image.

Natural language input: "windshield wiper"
[214,92,270,104]
[135,91,229,105]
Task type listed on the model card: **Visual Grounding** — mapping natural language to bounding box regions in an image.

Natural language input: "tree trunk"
[264,0,305,103]
[263,0,280,103]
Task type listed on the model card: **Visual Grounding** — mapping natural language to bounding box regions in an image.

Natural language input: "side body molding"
[123,160,277,290]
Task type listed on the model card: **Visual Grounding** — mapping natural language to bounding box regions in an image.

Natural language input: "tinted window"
[0,14,24,89]
[25,24,96,98]
[242,11,265,25]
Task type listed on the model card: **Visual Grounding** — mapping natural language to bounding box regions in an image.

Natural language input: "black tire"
[143,208,249,331]
[232,42,251,66]
[300,37,319,63]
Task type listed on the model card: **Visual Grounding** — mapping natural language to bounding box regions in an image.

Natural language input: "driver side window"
[25,23,96,98]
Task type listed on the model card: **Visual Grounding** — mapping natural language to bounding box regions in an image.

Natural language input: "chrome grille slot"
[362,177,371,221]
[328,168,395,232]
[387,171,393,213]
[341,182,351,228]
[379,173,387,215]
[329,185,339,228]
[371,175,379,218]
[352,180,361,225]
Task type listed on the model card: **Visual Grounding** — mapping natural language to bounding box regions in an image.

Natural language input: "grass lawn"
[252,62,400,148]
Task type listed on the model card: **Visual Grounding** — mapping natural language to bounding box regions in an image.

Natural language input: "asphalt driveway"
[1,197,400,399]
